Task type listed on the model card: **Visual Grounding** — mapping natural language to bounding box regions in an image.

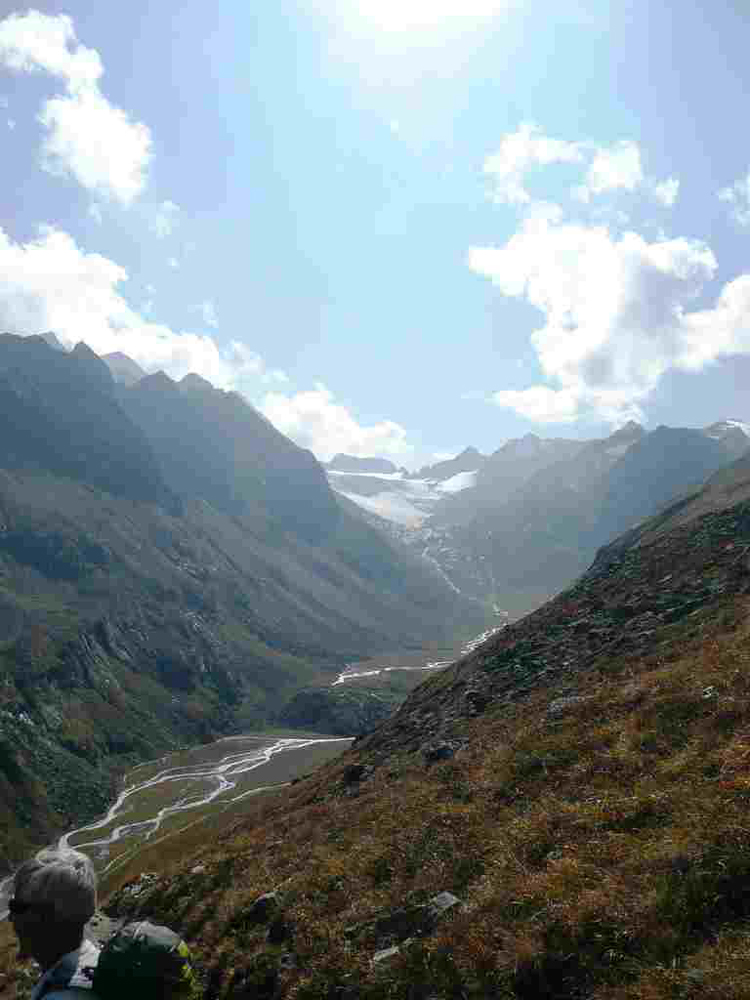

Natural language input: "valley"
[2,336,750,1000]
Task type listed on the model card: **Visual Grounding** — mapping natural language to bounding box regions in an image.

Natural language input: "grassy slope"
[54,480,750,1000]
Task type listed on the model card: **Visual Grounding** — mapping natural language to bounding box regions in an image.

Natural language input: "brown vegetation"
[6,495,750,998]
[81,586,750,1000]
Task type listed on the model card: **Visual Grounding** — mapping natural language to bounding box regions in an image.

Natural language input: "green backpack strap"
[93,921,198,1000]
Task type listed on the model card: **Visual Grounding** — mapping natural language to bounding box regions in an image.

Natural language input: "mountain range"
[3,332,750,943]
[327,419,750,614]
[0,334,484,868]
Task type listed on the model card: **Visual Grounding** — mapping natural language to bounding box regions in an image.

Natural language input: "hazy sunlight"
[354,0,512,32]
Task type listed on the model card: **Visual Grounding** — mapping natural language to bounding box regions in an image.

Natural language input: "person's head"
[8,847,97,968]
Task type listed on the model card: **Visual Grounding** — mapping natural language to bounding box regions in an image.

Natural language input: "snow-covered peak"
[705,419,750,439]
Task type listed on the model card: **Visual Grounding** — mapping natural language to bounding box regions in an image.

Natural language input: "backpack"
[92,920,199,1000]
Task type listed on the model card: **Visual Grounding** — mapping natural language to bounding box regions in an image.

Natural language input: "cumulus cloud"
[260,385,413,462]
[483,121,585,206]
[470,125,698,424]
[719,171,750,226]
[575,140,643,201]
[485,124,679,211]
[469,212,727,424]
[0,10,151,203]
[0,223,286,392]
[151,200,180,238]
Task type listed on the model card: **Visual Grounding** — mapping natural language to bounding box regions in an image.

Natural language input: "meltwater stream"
[0,733,351,916]
[332,621,508,686]
[1,622,508,915]
[60,735,352,871]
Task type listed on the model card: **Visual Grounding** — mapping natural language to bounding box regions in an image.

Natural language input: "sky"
[1,1,750,468]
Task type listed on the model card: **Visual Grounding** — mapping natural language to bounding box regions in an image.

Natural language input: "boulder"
[342,763,368,784]
[547,695,590,718]
[244,891,280,925]
[423,742,456,764]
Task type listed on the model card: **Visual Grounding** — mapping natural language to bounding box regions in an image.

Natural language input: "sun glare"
[354,0,511,32]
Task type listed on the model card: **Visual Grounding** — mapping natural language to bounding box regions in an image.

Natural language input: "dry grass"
[77,593,750,1000]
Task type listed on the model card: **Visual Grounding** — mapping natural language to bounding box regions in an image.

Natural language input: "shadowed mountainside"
[0,335,484,870]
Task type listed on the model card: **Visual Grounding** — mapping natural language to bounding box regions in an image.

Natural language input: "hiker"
[7,846,101,1000]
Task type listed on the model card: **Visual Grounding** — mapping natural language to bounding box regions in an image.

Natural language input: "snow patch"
[338,491,431,527]
[437,469,479,494]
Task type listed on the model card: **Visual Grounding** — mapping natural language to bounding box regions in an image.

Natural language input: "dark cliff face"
[119,373,339,544]
[0,335,171,508]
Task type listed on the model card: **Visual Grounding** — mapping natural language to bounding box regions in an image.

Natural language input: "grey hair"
[14,847,97,925]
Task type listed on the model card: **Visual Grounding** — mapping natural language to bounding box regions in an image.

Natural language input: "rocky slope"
[95,444,750,1000]
[276,685,402,736]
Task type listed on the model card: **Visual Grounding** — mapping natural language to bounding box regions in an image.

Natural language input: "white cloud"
[469,212,727,424]
[198,299,218,328]
[260,385,413,462]
[483,121,585,206]
[653,176,679,208]
[719,171,750,226]
[576,140,643,202]
[485,125,678,212]
[0,10,151,204]
[151,200,180,238]
[0,224,286,393]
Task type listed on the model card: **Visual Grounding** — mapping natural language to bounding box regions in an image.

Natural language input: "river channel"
[0,732,352,917]
[1,619,510,916]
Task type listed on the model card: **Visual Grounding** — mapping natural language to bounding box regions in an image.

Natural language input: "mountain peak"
[179,372,214,393]
[704,418,750,437]
[609,420,644,441]
[328,454,398,474]
[40,330,66,351]
[103,352,146,386]
[138,370,175,392]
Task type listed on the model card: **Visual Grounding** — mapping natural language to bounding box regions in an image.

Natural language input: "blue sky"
[1,1,750,468]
